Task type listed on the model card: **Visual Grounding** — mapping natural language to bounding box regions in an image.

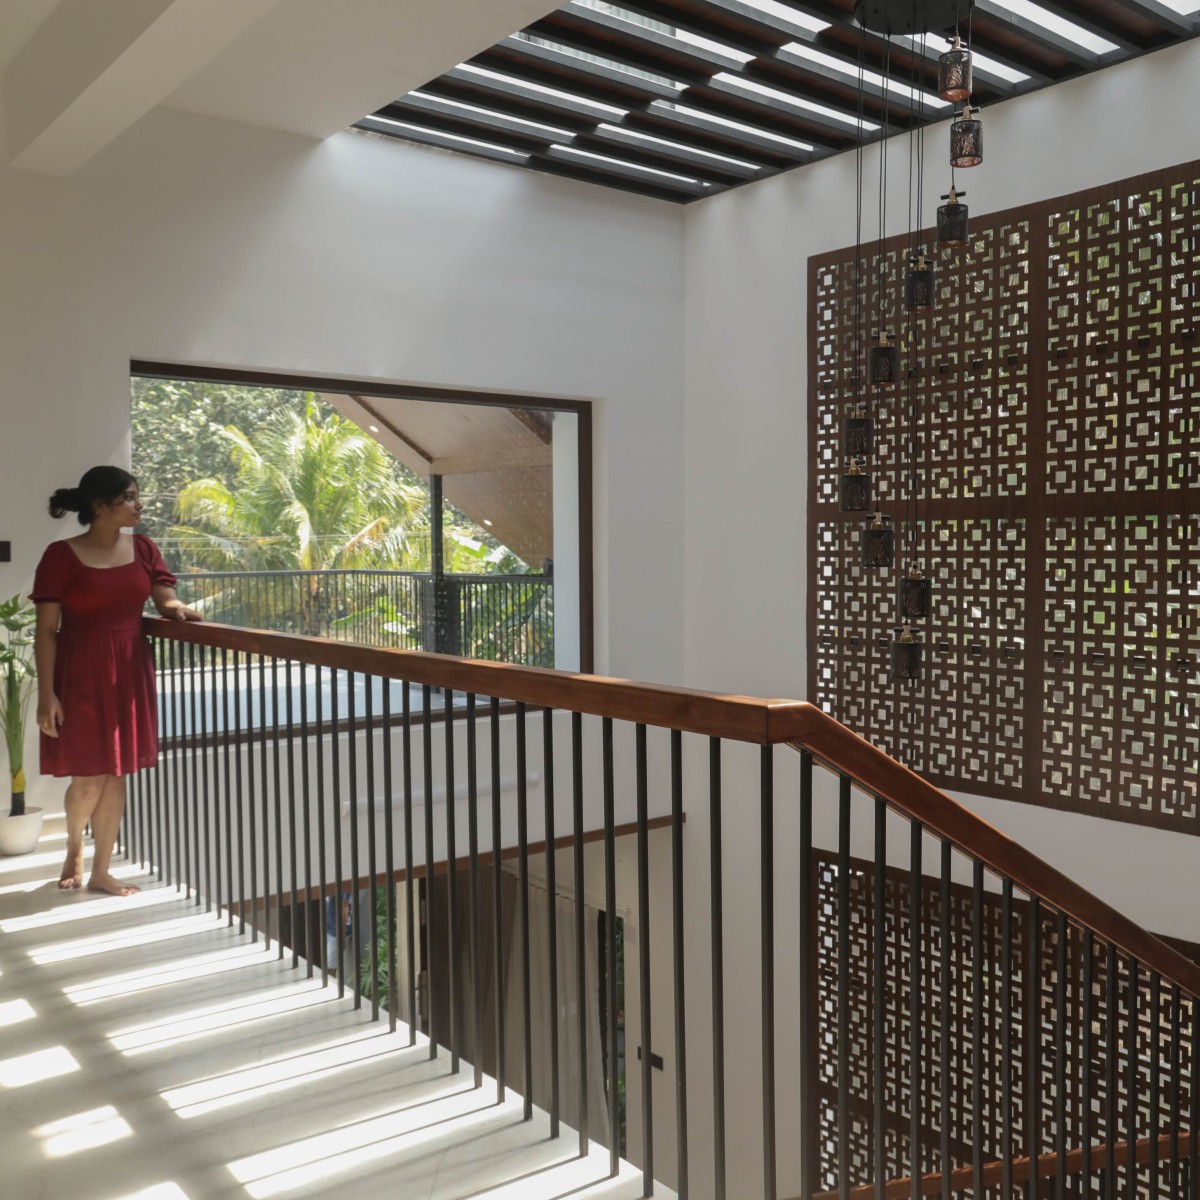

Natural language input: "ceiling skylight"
[364,118,530,159]
[781,42,952,108]
[739,0,830,33]
[714,73,880,130]
[987,0,1120,55]
[549,143,703,184]
[657,101,815,153]
[595,123,763,170]
[516,32,684,89]
[456,63,629,117]
[408,92,574,139]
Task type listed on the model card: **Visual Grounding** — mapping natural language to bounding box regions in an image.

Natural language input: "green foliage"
[358,886,392,1005]
[0,596,37,817]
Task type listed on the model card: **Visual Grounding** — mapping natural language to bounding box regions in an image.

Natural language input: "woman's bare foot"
[59,845,85,889]
[87,872,140,897]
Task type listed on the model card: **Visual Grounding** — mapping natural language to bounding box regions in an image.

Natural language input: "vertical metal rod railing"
[1106,942,1118,1200]
[837,776,851,1200]
[221,649,234,929]
[760,744,775,1200]
[286,662,298,970]
[908,821,922,1200]
[444,688,458,1069]
[300,664,313,977]
[384,681,398,1032]
[270,657,284,957]
[331,668,344,999]
[316,662,327,981]
[972,861,984,1200]
[710,736,727,1200]
[403,684,416,1041]
[490,696,505,1101]
[671,728,688,1200]
[466,693,481,1082]
[348,671,361,1001]
[573,710,588,1158]
[939,840,952,1200]
[189,641,201,908]
[545,707,560,1138]
[637,723,654,1194]
[603,716,619,1176]
[517,702,533,1121]
[366,676,379,1020]
[1083,929,1094,1195]
[422,684,436,1052]
[1127,960,1139,1199]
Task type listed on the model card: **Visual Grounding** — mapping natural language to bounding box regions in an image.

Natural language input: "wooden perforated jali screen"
[807,159,1200,833]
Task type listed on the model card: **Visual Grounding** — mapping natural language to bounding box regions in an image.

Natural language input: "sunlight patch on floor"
[0,1045,80,1088]
[226,1090,503,1198]
[162,1025,415,1118]
[63,940,272,1004]
[0,998,36,1026]
[0,881,182,931]
[103,1184,191,1200]
[33,1104,133,1157]
[108,977,332,1054]
[27,909,228,963]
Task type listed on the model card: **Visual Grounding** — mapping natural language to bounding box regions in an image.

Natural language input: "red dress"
[30,535,176,778]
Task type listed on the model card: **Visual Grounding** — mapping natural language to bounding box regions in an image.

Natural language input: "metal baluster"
[384,680,398,1032]
[300,663,313,978]
[761,744,775,1200]
[286,659,298,970]
[172,639,183,893]
[1106,943,1118,1200]
[909,821,923,1200]
[710,737,726,1200]
[1171,986,1182,1197]
[545,708,560,1137]
[316,663,327,982]
[222,649,234,928]
[491,696,505,1098]
[403,683,416,1040]
[444,688,457,1065]
[1150,973,1162,1199]
[637,724,655,1191]
[603,716,618,1174]
[189,641,202,906]
[837,776,851,1200]
[271,657,284,958]
[1190,997,1199,1200]
[1028,895,1041,1200]
[517,703,532,1120]
[367,677,379,1020]
[573,711,588,1155]
[348,672,361,1005]
[1127,960,1139,1200]
[422,684,435,1052]
[245,654,258,943]
[672,729,688,1199]
[1054,911,1067,1199]
[154,637,166,882]
[1083,930,1095,1197]
[1002,880,1014,1198]
[331,668,344,999]
[940,840,952,1200]
[466,693,481,1080]
[207,641,219,913]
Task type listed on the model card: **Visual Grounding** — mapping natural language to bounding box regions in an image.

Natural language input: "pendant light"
[937,187,969,248]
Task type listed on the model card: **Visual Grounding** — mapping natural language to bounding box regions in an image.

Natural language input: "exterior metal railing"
[165,568,553,664]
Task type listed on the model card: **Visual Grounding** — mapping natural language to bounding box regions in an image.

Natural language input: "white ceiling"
[0,0,558,173]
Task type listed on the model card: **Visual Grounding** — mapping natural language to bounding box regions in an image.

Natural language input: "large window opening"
[130,364,591,673]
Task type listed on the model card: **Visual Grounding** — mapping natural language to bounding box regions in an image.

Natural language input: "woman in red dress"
[32,466,202,896]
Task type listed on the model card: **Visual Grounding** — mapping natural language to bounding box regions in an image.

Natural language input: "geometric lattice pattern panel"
[811,850,1199,1198]
[809,160,1200,833]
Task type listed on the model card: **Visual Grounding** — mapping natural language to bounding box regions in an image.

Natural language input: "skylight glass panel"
[893,35,1029,84]
[713,72,879,131]
[739,0,831,33]
[595,123,762,170]
[987,0,1119,54]
[365,117,530,158]
[781,42,951,108]
[570,1,756,65]
[516,33,683,89]
[456,63,629,117]
[657,101,814,153]
[408,92,574,139]
[549,143,704,185]
[1153,0,1200,11]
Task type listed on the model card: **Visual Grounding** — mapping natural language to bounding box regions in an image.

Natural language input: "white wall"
[0,106,685,811]
[680,38,1200,1199]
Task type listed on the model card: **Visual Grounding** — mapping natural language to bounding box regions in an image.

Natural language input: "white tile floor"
[0,815,670,1200]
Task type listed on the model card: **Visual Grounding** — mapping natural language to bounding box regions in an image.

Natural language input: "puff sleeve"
[136,535,178,589]
[30,542,67,605]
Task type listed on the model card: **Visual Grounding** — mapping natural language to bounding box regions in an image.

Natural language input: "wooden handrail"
[144,618,1200,1000]
[809,1130,1195,1199]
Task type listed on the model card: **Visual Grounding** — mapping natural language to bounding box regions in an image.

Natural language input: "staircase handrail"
[145,617,1200,1000]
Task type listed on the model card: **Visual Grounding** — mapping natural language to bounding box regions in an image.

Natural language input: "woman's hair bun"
[48,487,83,519]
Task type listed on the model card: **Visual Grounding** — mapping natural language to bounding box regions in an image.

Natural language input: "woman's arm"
[34,602,63,737]
[151,584,203,622]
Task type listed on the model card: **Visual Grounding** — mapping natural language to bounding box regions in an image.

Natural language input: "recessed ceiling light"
[408,92,573,140]
[457,63,628,118]
[363,116,529,158]
[549,144,703,185]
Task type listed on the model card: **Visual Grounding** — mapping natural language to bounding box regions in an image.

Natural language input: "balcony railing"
[165,568,553,664]
[128,617,1200,1199]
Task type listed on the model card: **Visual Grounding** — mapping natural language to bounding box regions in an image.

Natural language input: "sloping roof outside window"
[356,0,1200,202]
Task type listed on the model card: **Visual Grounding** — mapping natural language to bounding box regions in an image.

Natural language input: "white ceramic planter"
[0,807,45,856]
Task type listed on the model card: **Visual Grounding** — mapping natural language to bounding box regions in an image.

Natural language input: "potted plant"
[0,594,43,855]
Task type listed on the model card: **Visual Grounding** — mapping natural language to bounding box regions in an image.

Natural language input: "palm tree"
[172,399,427,635]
